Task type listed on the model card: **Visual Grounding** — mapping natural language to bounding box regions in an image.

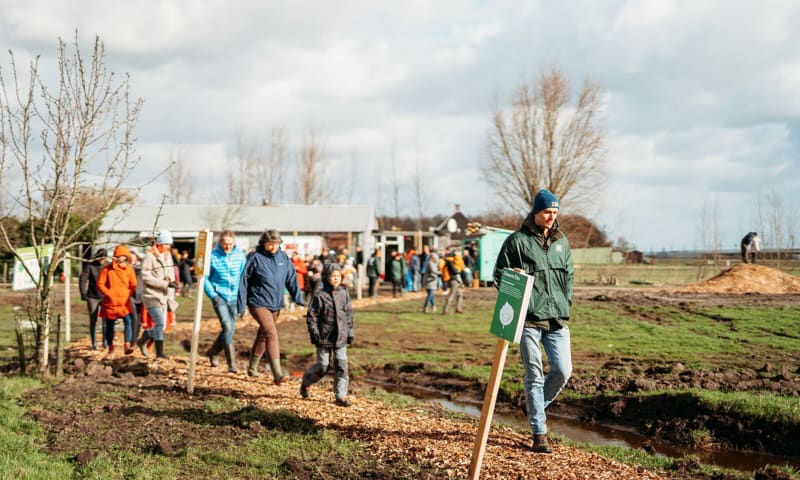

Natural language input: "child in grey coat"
[301,263,355,406]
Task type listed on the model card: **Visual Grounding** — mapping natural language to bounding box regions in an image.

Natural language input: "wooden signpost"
[186,230,213,394]
[468,269,534,479]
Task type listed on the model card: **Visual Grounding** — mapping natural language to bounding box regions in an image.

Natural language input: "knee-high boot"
[155,340,167,359]
[269,357,289,385]
[224,344,238,373]
[248,354,262,377]
[136,331,151,357]
[207,336,223,367]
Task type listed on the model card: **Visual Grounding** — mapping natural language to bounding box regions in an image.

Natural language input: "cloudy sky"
[1,1,798,252]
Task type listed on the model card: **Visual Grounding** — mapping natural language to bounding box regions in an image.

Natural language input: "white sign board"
[13,244,54,291]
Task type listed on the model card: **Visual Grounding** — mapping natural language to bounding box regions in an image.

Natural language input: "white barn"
[98,203,379,258]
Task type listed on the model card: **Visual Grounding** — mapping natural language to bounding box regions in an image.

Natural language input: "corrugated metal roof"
[100,204,378,235]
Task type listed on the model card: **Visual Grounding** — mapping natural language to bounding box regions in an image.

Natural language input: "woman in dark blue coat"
[238,229,304,384]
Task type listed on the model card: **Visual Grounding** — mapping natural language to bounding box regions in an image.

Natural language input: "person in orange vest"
[440,248,465,314]
[96,245,137,354]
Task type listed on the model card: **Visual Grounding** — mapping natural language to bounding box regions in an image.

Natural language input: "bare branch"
[165,146,195,203]
[0,33,144,373]
[483,66,607,214]
[294,125,333,205]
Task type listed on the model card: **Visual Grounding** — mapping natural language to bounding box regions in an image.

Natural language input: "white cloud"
[1,0,799,251]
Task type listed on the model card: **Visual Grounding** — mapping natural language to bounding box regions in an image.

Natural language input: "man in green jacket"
[493,189,574,454]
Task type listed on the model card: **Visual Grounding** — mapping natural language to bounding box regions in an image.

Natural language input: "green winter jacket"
[493,215,574,329]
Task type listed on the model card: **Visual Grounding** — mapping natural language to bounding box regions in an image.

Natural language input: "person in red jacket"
[96,245,138,354]
[290,250,308,312]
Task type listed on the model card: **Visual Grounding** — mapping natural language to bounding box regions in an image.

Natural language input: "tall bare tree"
[483,66,606,213]
[165,146,194,203]
[409,142,428,230]
[343,150,360,204]
[390,143,402,218]
[227,132,257,205]
[294,126,333,205]
[698,197,722,264]
[758,189,797,269]
[0,34,143,373]
[254,126,288,205]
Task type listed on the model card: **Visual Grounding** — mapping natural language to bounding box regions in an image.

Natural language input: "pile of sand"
[677,263,800,294]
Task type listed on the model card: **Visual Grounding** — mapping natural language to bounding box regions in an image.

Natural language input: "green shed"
[468,227,513,284]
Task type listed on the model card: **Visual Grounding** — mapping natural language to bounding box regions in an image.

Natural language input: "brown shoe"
[334,397,352,407]
[274,375,291,386]
[532,434,552,454]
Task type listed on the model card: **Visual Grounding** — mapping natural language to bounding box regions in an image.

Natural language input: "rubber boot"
[207,336,222,367]
[136,331,151,357]
[270,357,289,385]
[248,355,262,377]
[224,344,238,373]
[155,340,167,359]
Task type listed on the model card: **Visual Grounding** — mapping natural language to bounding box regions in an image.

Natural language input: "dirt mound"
[677,264,800,294]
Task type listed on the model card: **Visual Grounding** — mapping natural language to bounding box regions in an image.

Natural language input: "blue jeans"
[103,314,133,347]
[146,305,167,341]
[301,346,349,400]
[520,325,572,435]
[423,288,436,309]
[213,299,237,345]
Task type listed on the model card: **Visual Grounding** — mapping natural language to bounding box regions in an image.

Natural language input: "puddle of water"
[367,378,800,473]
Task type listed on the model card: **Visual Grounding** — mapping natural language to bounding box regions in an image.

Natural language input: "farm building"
[98,204,379,259]
[572,247,624,264]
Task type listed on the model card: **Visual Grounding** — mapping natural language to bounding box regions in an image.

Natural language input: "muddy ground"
[5,275,800,479]
[360,288,800,457]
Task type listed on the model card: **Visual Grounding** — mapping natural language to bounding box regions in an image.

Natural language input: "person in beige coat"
[136,230,177,359]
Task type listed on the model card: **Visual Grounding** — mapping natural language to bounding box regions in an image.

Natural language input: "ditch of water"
[366,378,800,473]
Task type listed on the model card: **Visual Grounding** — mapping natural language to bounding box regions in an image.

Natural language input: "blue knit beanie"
[532,189,559,214]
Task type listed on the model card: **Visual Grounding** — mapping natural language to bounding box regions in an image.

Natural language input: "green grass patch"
[1,375,432,479]
[0,377,74,480]
[694,389,800,426]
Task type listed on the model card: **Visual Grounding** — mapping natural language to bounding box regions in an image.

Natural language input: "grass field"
[1,267,799,479]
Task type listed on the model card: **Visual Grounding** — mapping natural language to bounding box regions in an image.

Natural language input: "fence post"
[14,314,27,376]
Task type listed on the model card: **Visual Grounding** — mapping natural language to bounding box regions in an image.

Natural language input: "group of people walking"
[80,231,178,358]
[80,188,574,445]
[364,244,472,315]
[81,227,355,407]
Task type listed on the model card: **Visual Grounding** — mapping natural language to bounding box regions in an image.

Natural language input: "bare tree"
[390,143,402,217]
[294,126,333,205]
[697,197,722,264]
[254,126,288,205]
[227,132,257,205]
[409,142,428,229]
[165,146,194,203]
[0,33,143,374]
[374,162,385,227]
[759,189,797,269]
[343,150,360,204]
[483,66,606,213]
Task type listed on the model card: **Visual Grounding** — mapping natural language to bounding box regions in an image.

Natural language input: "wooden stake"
[468,338,510,479]
[187,230,213,394]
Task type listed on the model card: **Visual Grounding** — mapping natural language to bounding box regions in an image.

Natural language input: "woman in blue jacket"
[238,229,304,384]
